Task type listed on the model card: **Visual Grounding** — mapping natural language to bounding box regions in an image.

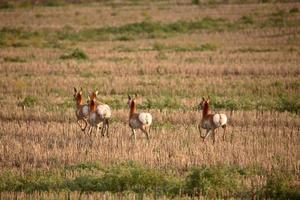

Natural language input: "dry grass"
[0,0,300,199]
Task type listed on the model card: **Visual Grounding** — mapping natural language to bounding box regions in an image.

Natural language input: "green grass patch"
[152,42,217,52]
[264,171,300,199]
[184,57,201,63]
[0,1,14,9]
[104,98,124,109]
[155,51,168,60]
[59,48,88,60]
[18,95,38,108]
[1,15,299,47]
[260,9,300,28]
[57,100,73,111]
[0,17,228,47]
[276,93,300,114]
[140,96,182,110]
[0,0,66,8]
[289,7,299,14]
[234,47,277,53]
[239,15,254,25]
[79,71,95,78]
[3,56,26,62]
[0,162,298,199]
[104,56,132,63]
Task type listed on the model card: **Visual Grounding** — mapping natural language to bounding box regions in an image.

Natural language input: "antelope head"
[87,90,99,103]
[127,94,137,108]
[73,87,83,105]
[198,96,210,110]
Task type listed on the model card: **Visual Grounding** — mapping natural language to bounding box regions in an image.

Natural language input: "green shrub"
[240,15,254,24]
[140,96,182,110]
[264,172,300,199]
[57,100,73,111]
[184,165,240,197]
[115,34,134,41]
[59,48,88,60]
[277,94,300,114]
[105,98,123,109]
[235,47,277,53]
[0,171,23,192]
[0,1,14,9]
[42,0,64,7]
[2,162,299,198]
[213,98,238,110]
[289,7,299,14]
[153,42,167,51]
[19,95,38,108]
[191,0,200,5]
[271,10,287,18]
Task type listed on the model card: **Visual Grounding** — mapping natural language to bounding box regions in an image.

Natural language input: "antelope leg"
[88,126,93,136]
[100,121,106,137]
[82,119,88,131]
[77,120,84,131]
[105,119,109,138]
[212,130,216,144]
[130,129,136,140]
[198,124,205,139]
[222,125,227,141]
[204,129,212,140]
[141,128,150,140]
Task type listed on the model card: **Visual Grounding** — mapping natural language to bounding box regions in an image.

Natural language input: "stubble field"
[0,0,300,199]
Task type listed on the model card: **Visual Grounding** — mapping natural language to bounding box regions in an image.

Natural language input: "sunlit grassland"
[0,0,300,199]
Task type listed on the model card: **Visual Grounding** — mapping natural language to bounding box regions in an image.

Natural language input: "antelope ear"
[80,87,83,92]
[79,90,83,95]
[128,95,131,100]
[134,93,138,99]
[202,96,205,101]
[95,90,99,96]
[74,87,77,93]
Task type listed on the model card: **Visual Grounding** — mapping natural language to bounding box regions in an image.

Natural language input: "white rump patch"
[96,104,111,119]
[138,113,152,126]
[213,113,227,127]
[82,105,89,116]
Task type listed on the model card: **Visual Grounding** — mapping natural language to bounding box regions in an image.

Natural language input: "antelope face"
[87,90,98,104]
[89,90,98,101]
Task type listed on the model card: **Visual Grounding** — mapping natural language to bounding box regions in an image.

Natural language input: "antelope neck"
[203,103,209,117]
[76,96,83,107]
[129,101,136,116]
[90,100,96,111]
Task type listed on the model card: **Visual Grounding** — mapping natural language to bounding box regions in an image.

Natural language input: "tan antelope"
[127,95,152,140]
[87,91,111,137]
[73,87,89,132]
[198,97,227,144]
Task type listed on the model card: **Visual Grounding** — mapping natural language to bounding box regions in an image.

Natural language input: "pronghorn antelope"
[198,97,227,144]
[73,87,89,132]
[87,91,111,137]
[127,95,152,140]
